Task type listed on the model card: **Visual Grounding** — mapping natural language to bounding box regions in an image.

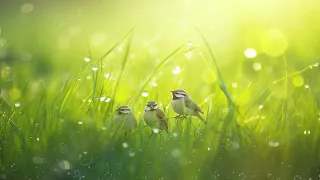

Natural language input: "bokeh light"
[292,75,304,87]
[261,29,288,57]
[244,48,257,58]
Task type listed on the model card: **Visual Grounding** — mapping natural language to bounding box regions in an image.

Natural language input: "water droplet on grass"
[305,85,309,89]
[1,66,15,81]
[10,164,18,171]
[92,66,98,71]
[304,130,311,135]
[104,73,110,79]
[172,132,178,138]
[152,128,159,134]
[79,152,93,166]
[105,98,111,102]
[141,91,148,97]
[58,160,71,170]
[86,75,92,80]
[99,96,106,101]
[172,66,181,75]
[78,121,83,125]
[258,105,263,109]
[244,48,257,58]
[14,103,21,108]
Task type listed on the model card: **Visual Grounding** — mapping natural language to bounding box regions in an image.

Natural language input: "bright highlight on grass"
[244,48,257,58]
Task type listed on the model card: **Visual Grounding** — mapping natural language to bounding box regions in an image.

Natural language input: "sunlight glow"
[172,66,181,75]
[21,3,34,13]
[252,62,262,71]
[292,76,304,87]
[261,29,288,57]
[244,48,257,58]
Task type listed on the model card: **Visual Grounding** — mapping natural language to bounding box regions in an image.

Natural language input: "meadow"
[1,0,320,179]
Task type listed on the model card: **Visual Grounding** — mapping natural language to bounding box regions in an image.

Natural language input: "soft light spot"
[101,126,107,130]
[304,130,311,135]
[186,41,193,47]
[305,85,310,89]
[14,102,21,108]
[292,76,304,87]
[57,35,70,50]
[252,62,262,71]
[171,148,181,158]
[232,82,238,88]
[141,91,148,97]
[84,57,91,62]
[104,73,110,79]
[36,137,40,141]
[86,75,92,80]
[261,28,288,57]
[207,147,211,151]
[68,26,82,37]
[185,51,193,60]
[92,66,98,71]
[105,98,111,102]
[258,105,263,109]
[78,121,83,125]
[21,3,34,13]
[122,142,128,148]
[20,52,32,61]
[244,48,257,58]
[1,66,15,81]
[172,66,181,75]
[232,142,240,149]
[79,152,93,166]
[152,128,159,134]
[172,132,178,138]
[268,140,280,147]
[202,69,216,84]
[32,156,46,165]
[90,32,107,47]
[314,63,319,67]
[128,151,135,157]
[151,81,158,87]
[9,88,21,100]
[58,160,70,170]
[100,96,106,101]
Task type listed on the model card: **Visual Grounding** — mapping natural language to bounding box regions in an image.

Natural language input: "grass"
[1,25,320,180]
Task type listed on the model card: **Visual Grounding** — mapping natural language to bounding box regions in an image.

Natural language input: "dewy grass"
[1,28,320,180]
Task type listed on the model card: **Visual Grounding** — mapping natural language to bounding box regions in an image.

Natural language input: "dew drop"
[268,140,280,147]
[84,57,91,62]
[128,151,135,157]
[252,62,262,71]
[141,91,148,97]
[14,102,21,108]
[79,152,93,166]
[152,128,159,134]
[58,160,71,170]
[92,66,98,71]
[172,132,178,137]
[78,121,83,125]
[99,96,106,101]
[258,105,263,109]
[105,98,111,102]
[244,48,257,58]
[305,85,310,89]
[232,82,238,88]
[172,66,181,75]
[104,73,110,79]
[32,156,46,165]
[10,164,18,171]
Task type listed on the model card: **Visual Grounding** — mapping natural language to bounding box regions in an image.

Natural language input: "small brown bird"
[143,100,168,132]
[114,105,137,131]
[170,89,206,124]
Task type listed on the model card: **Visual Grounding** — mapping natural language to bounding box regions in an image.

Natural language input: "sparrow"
[143,100,168,132]
[114,105,137,131]
[170,89,206,124]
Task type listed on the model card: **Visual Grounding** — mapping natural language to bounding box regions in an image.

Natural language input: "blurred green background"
[1,0,320,179]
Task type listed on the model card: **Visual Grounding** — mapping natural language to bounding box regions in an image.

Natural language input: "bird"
[143,100,168,132]
[170,89,206,124]
[114,105,137,131]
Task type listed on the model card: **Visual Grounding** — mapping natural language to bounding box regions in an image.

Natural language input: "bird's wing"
[156,109,168,132]
[185,97,204,114]
[156,109,166,119]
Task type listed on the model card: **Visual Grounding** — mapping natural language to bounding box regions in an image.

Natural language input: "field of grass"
[1,0,320,180]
